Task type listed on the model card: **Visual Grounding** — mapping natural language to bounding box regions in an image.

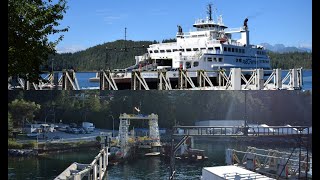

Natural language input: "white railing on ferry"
[225,27,244,33]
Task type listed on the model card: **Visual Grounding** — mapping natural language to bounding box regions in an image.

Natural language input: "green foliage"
[8,0,69,82]
[8,99,41,127]
[76,140,86,146]
[268,51,312,69]
[86,96,101,112]
[44,40,154,71]
[8,112,14,137]
[8,139,23,149]
[23,141,37,149]
[96,136,101,142]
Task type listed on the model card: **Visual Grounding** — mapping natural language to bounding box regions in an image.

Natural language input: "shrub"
[23,141,37,149]
[8,140,23,149]
[96,136,101,142]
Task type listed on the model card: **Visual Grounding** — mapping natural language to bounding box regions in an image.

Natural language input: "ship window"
[207,57,213,62]
[235,48,238,53]
[193,48,199,51]
[213,57,217,62]
[218,58,223,62]
[179,49,185,52]
[200,47,206,50]
[186,62,191,69]
[193,62,199,67]
[154,50,159,53]
[149,51,153,53]
[186,48,191,52]
[232,48,234,52]
[228,47,231,52]
[239,59,242,62]
[166,49,172,52]
[243,49,245,53]
[224,47,227,51]
[173,49,178,52]
[160,50,165,53]
[208,47,213,50]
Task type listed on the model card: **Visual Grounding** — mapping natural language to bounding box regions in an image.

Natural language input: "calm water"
[8,141,302,180]
[42,69,312,90]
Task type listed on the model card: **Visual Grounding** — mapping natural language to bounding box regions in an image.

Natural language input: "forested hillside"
[8,91,312,129]
[43,40,312,71]
[44,40,155,71]
[268,51,312,69]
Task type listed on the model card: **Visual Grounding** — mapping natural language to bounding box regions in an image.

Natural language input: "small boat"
[145,152,161,156]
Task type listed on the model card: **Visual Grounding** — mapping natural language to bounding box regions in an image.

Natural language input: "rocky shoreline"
[8,149,38,157]
[8,141,101,157]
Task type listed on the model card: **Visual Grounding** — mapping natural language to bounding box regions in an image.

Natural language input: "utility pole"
[255,54,258,70]
[110,115,115,137]
[244,91,248,136]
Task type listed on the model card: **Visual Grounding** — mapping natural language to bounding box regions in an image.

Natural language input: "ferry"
[90,4,272,86]
[130,3,271,72]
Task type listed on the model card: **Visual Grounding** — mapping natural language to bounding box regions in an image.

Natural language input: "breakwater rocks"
[8,149,38,157]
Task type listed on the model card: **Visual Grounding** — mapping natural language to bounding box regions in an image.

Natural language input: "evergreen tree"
[8,0,69,82]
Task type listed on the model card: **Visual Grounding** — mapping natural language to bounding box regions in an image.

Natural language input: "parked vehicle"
[82,122,95,133]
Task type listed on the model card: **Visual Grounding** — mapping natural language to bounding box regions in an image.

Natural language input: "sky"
[51,0,312,53]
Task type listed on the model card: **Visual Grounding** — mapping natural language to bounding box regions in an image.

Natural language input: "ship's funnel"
[239,30,250,46]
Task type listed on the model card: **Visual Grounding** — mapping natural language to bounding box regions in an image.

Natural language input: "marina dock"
[55,146,109,180]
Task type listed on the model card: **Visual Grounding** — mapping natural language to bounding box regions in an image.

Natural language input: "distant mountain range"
[259,43,312,53]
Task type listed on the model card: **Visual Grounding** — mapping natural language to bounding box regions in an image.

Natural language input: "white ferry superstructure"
[132,4,271,73]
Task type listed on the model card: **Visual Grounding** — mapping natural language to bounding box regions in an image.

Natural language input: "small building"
[23,123,55,134]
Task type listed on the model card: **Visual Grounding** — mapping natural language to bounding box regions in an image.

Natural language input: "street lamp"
[109,115,115,137]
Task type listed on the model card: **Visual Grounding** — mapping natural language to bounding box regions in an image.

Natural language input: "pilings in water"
[158,71,172,90]
[99,68,303,90]
[62,69,80,90]
[131,71,150,90]
[8,69,79,90]
[99,70,118,90]
[8,68,304,90]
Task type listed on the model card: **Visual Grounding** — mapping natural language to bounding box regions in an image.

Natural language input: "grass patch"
[8,139,22,149]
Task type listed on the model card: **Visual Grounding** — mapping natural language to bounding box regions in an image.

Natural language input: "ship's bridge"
[193,16,228,32]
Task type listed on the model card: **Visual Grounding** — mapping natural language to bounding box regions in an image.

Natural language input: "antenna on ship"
[207,3,213,21]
